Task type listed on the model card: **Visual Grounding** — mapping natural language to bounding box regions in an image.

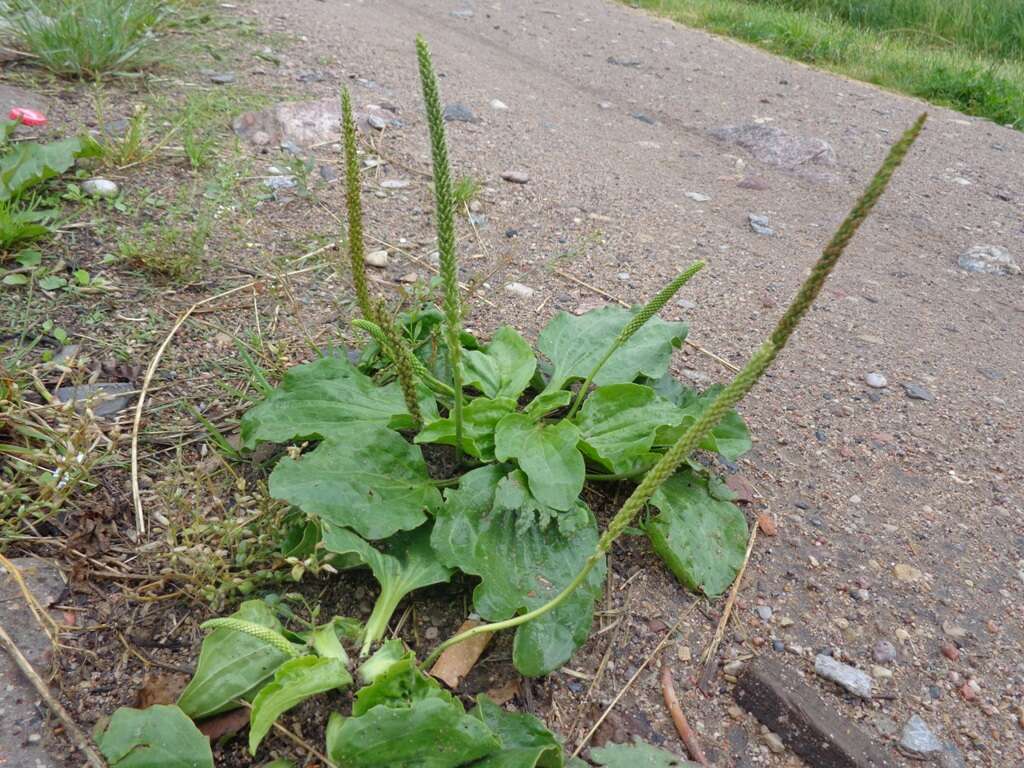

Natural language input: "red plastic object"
[8,107,47,126]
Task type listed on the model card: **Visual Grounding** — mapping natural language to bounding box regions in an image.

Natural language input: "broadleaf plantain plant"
[127,37,924,768]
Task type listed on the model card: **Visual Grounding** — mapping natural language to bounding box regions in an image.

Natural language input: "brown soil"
[3,0,1022,766]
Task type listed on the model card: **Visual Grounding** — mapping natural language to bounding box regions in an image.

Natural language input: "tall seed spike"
[341,87,373,319]
[416,35,464,461]
[422,113,927,670]
[375,300,423,427]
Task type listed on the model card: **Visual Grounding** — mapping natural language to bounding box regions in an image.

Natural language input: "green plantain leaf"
[1,136,98,202]
[248,656,352,753]
[494,414,584,511]
[326,697,500,768]
[574,383,683,471]
[646,470,748,598]
[357,638,407,685]
[470,695,563,768]
[97,704,213,768]
[177,601,292,720]
[415,396,517,461]
[322,522,454,653]
[352,653,453,715]
[240,355,418,449]
[268,426,442,540]
[537,306,687,392]
[431,466,605,676]
[590,739,698,767]
[463,326,536,399]
[649,381,751,461]
[521,390,571,421]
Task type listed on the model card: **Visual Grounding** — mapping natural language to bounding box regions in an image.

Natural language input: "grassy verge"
[628,0,1024,128]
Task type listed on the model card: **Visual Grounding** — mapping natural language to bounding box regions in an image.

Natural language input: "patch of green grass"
[630,0,1024,128]
[117,210,212,281]
[452,175,482,209]
[0,0,170,79]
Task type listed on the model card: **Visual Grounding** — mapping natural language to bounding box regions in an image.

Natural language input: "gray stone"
[0,558,67,768]
[365,250,389,268]
[676,298,696,310]
[504,282,535,299]
[607,56,641,67]
[898,715,943,756]
[872,640,897,664]
[55,382,133,417]
[295,70,327,83]
[711,123,836,169]
[631,112,656,125]
[209,72,236,84]
[264,175,297,191]
[380,179,411,190]
[451,8,474,18]
[443,103,478,123]
[756,606,774,621]
[902,383,935,402]
[686,191,711,202]
[501,170,529,184]
[814,654,873,699]
[49,345,81,366]
[957,245,1019,276]
[865,372,887,389]
[748,214,775,236]
[234,100,399,148]
[319,164,337,181]
[366,114,387,131]
[82,178,119,198]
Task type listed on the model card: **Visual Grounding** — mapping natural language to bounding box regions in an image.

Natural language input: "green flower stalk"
[352,318,455,398]
[416,35,464,463]
[374,300,422,427]
[201,618,302,657]
[423,113,927,670]
[341,87,373,319]
[567,260,705,419]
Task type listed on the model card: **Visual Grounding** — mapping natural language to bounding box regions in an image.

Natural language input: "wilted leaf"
[96,704,213,768]
[269,426,442,540]
[432,466,605,676]
[463,326,536,399]
[538,306,687,392]
[574,384,682,470]
[178,601,292,720]
[470,695,563,768]
[248,656,352,753]
[494,414,584,511]
[240,355,418,448]
[646,471,748,597]
[416,396,517,461]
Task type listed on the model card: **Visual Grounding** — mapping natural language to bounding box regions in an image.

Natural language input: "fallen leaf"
[197,707,250,741]
[484,679,521,706]
[135,674,189,708]
[429,619,492,689]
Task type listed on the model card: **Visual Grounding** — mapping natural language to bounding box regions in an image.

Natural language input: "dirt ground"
[4,0,1023,765]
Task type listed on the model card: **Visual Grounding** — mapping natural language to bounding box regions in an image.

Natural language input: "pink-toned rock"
[233,100,399,148]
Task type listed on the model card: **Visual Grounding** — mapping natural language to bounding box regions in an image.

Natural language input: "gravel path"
[247,1,1024,764]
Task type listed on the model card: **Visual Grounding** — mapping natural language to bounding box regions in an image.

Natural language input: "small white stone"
[685,191,711,202]
[490,99,508,110]
[82,178,118,198]
[865,372,887,388]
[504,282,535,299]
[380,179,410,189]
[365,250,389,268]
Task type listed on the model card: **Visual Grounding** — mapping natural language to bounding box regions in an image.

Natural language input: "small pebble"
[209,72,236,84]
[865,372,887,388]
[398,272,418,283]
[490,99,508,110]
[501,170,530,184]
[772,640,785,652]
[367,114,387,130]
[677,645,691,662]
[424,626,439,640]
[685,192,711,202]
[82,178,119,198]
[727,705,744,720]
[763,732,785,754]
[748,213,775,236]
[365,250,389,268]
[504,282,535,299]
[961,679,980,702]
[723,660,745,675]
[872,665,893,680]
[873,640,897,664]
[380,179,410,189]
[778,617,794,628]
[755,606,773,621]
[939,642,959,661]
[903,383,935,402]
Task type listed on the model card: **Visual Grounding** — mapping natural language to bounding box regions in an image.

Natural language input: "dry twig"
[660,661,709,766]
[697,522,758,694]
